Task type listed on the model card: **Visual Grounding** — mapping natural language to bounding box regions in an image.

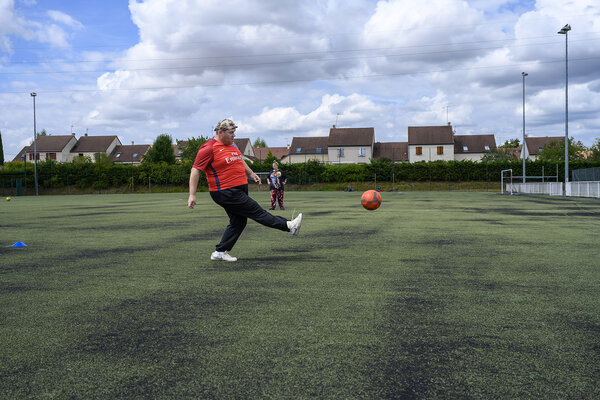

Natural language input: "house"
[328,127,374,164]
[373,142,409,162]
[287,137,329,164]
[408,125,455,162]
[13,134,78,163]
[523,136,564,160]
[110,144,151,165]
[173,141,187,162]
[71,134,121,162]
[453,134,497,161]
[253,147,289,162]
[233,138,255,161]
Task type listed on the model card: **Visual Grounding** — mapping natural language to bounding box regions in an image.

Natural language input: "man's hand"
[250,172,261,184]
[188,194,197,209]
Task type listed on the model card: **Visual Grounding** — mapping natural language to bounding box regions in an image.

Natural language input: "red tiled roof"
[328,127,374,146]
[373,142,408,161]
[454,135,497,153]
[253,147,289,160]
[71,135,120,152]
[408,126,454,145]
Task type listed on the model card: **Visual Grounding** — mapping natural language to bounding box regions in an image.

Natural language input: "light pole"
[30,92,39,196]
[558,24,571,185]
[522,72,528,183]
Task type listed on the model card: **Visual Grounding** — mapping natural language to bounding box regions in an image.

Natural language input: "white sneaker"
[287,213,303,236]
[211,251,237,262]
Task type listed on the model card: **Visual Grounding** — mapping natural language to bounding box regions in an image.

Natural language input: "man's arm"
[188,167,201,209]
[244,161,261,184]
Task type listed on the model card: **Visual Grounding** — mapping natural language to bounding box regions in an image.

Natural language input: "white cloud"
[47,10,84,30]
[2,0,600,163]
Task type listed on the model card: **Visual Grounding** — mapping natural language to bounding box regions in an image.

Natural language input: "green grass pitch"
[1,191,599,399]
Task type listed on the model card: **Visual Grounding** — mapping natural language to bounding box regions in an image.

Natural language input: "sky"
[1,0,600,161]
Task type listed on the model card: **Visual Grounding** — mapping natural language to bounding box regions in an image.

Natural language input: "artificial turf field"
[1,191,599,399]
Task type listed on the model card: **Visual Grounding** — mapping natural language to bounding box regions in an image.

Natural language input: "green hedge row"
[2,158,600,191]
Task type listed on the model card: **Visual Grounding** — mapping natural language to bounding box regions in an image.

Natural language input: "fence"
[566,182,600,198]
[508,182,563,196]
[572,167,600,182]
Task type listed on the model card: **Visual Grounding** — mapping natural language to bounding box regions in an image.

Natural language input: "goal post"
[501,169,513,195]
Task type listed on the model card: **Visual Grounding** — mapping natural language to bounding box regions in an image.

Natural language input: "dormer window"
[296,147,301,153]
[316,147,322,153]
[484,145,490,151]
[132,153,139,158]
[115,152,122,158]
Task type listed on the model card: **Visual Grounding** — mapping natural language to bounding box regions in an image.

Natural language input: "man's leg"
[212,187,289,233]
[215,210,247,252]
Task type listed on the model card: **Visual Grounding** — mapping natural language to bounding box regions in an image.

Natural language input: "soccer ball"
[6,197,10,202]
[361,190,381,210]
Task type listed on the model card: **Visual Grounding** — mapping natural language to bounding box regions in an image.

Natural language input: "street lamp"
[522,72,528,184]
[558,24,571,186]
[30,92,39,196]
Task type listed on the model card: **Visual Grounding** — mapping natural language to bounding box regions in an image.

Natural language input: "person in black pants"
[188,119,303,262]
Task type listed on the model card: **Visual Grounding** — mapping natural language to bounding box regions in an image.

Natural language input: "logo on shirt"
[225,152,243,164]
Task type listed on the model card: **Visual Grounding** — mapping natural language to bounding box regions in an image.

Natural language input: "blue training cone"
[11,242,27,247]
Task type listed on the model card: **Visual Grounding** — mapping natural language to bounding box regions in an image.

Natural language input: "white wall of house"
[286,153,328,164]
[409,144,454,162]
[327,146,372,164]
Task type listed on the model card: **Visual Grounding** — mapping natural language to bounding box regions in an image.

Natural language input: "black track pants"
[210,184,289,252]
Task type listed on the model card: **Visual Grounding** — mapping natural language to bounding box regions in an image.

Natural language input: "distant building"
[373,142,408,162]
[286,136,329,164]
[454,134,497,161]
[71,134,121,162]
[408,125,455,162]
[13,134,77,163]
[111,143,151,165]
[328,127,374,164]
[253,147,289,162]
[523,136,564,160]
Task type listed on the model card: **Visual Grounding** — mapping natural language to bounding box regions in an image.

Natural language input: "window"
[416,146,422,155]
[46,153,56,160]
[316,147,322,153]
[437,146,444,155]
[337,148,344,157]
[538,147,543,152]
[296,147,302,153]
[132,153,139,158]
[463,146,469,151]
[358,147,366,157]
[115,152,122,158]
[29,153,40,160]
[484,145,490,151]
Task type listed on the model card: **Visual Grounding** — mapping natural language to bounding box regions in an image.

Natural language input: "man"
[188,119,303,262]
[268,161,287,210]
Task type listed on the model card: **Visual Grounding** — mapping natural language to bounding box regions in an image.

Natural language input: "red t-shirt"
[193,139,248,191]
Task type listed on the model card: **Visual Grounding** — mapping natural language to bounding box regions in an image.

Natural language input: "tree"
[143,134,176,164]
[481,147,519,162]
[178,136,210,162]
[37,129,47,137]
[589,138,600,161]
[0,130,4,166]
[537,137,587,162]
[499,138,520,148]
[253,137,267,148]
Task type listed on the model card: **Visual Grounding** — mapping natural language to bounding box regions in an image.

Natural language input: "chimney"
[132,141,134,145]
[84,133,88,136]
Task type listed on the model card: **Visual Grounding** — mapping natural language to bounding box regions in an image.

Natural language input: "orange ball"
[361,190,382,210]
